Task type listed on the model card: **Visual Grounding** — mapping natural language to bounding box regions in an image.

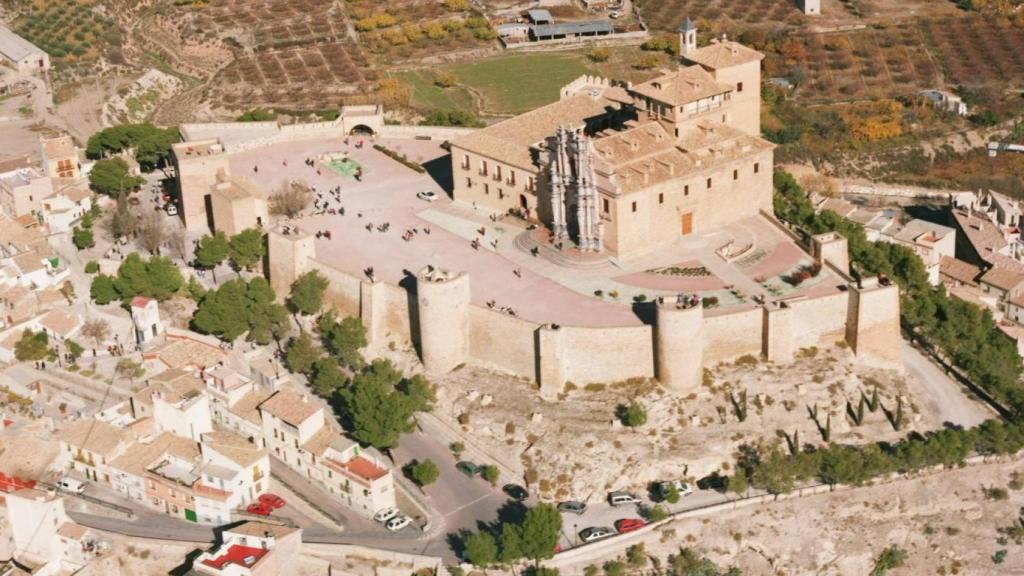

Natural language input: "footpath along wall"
[268,228,902,393]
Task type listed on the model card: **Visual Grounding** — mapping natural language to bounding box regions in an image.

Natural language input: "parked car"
[374,507,399,523]
[608,491,641,507]
[164,203,178,216]
[503,483,528,501]
[246,502,272,516]
[417,190,439,202]
[579,526,615,543]
[608,11,621,18]
[614,518,647,534]
[258,493,286,509]
[128,196,141,206]
[658,480,694,499]
[386,515,412,532]
[456,461,481,476]
[557,501,587,515]
[56,477,86,495]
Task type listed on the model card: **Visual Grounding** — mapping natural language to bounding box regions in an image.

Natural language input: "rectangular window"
[495,165,502,181]
[462,155,470,170]
[466,177,472,187]
[707,178,712,189]
[737,82,743,92]
[484,183,490,195]
[631,201,637,213]
[528,177,535,191]
[480,161,488,176]
[754,162,760,174]
[509,171,516,185]
[684,185,689,196]
[733,169,738,181]
[658,193,664,205]
[603,198,609,212]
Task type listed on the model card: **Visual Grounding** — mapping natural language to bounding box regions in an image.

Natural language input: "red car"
[258,493,286,509]
[246,502,271,516]
[614,518,646,534]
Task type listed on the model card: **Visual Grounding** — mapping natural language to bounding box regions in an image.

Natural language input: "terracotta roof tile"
[257,390,320,427]
[939,256,981,286]
[630,66,732,107]
[61,419,130,456]
[683,39,765,69]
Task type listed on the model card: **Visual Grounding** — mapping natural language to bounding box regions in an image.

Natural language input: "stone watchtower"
[654,295,704,392]
[415,266,471,375]
[678,17,697,56]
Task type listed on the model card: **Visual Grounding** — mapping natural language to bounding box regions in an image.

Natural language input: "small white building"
[0,26,50,74]
[131,369,213,442]
[0,168,53,219]
[130,296,164,347]
[192,522,301,576]
[39,185,91,234]
[5,488,96,575]
[798,0,821,15]
[920,89,968,117]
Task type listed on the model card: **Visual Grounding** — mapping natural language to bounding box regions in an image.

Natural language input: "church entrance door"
[681,212,693,235]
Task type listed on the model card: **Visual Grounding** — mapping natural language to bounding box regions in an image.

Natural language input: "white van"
[57,477,86,494]
[607,491,641,506]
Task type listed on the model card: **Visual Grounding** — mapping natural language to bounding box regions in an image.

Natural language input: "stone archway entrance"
[349,124,375,135]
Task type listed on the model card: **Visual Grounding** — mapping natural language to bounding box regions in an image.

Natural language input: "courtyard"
[230,136,844,328]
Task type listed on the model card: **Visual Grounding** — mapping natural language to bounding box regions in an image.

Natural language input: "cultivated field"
[787,25,942,103]
[12,0,122,63]
[920,15,1024,90]
[170,0,377,111]
[635,0,805,32]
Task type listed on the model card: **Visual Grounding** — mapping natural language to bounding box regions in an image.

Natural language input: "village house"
[0,26,49,73]
[4,488,98,575]
[129,368,213,442]
[257,390,396,517]
[0,168,53,220]
[191,521,301,576]
[919,89,969,117]
[39,136,82,182]
[106,429,268,525]
[59,419,132,483]
[205,367,272,445]
[142,328,226,372]
[38,185,91,234]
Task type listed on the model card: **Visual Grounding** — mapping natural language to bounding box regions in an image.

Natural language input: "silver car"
[579,526,615,543]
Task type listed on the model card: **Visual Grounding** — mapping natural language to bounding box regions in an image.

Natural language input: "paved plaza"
[231,137,841,327]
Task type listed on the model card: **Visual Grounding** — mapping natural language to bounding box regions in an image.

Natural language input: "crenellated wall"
[268,228,902,390]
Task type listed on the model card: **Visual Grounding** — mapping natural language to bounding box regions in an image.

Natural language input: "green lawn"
[398,70,476,113]
[448,53,594,115]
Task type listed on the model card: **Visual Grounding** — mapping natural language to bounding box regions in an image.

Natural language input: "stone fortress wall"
[180,107,477,154]
[268,229,903,395]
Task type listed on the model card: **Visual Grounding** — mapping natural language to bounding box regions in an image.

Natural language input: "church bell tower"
[679,17,697,58]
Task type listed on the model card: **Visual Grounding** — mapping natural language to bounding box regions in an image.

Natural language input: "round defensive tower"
[655,295,705,392]
[416,266,471,375]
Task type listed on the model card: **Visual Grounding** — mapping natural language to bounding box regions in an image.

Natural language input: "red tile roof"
[201,544,267,570]
[341,456,388,482]
[131,296,153,308]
